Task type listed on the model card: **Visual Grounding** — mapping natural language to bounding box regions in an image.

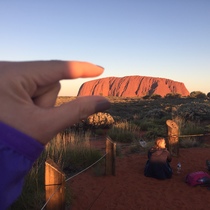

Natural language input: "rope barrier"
[169,133,210,138]
[40,185,61,210]
[179,134,205,137]
[40,132,210,209]
[40,153,107,210]
[65,153,107,182]
[86,187,106,210]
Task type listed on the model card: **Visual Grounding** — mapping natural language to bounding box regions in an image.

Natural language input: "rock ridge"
[77,76,189,97]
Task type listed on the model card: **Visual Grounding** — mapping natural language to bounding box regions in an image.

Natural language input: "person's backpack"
[185,171,210,186]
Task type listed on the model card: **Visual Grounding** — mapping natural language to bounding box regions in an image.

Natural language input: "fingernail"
[95,100,111,113]
[96,65,104,70]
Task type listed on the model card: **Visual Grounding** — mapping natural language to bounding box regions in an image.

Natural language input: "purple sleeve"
[0,122,44,209]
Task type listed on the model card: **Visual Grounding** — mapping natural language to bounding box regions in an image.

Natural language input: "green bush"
[142,95,150,99]
[107,121,138,143]
[165,93,182,99]
[143,127,166,141]
[150,94,162,99]
[138,121,156,131]
[180,121,205,135]
[179,137,202,148]
[190,91,206,99]
[108,128,135,143]
[175,102,210,121]
[204,124,210,133]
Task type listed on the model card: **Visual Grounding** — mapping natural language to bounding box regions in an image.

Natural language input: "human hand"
[0,61,110,145]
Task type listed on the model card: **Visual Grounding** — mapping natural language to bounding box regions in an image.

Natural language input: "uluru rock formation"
[77,76,189,97]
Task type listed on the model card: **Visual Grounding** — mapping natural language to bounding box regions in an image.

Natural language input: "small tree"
[142,95,150,99]
[150,94,162,99]
[165,93,181,99]
[190,91,206,99]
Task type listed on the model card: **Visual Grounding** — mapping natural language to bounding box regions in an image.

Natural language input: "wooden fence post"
[105,137,116,176]
[166,120,179,156]
[45,159,65,210]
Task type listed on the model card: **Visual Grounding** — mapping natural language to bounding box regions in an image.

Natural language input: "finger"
[3,61,104,86]
[34,96,111,144]
[33,82,61,107]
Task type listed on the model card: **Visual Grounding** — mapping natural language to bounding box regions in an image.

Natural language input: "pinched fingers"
[34,96,111,144]
[0,60,104,105]
[32,82,61,108]
[0,61,109,145]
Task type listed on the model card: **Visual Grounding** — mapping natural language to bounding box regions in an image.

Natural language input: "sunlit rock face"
[77,76,189,97]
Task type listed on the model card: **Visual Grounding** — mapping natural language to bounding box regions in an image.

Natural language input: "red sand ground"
[68,138,210,210]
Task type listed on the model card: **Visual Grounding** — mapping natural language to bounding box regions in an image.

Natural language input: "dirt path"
[67,138,210,210]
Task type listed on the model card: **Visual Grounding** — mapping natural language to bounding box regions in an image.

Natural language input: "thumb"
[38,96,110,144]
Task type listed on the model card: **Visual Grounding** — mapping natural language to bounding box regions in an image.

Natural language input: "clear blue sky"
[1,0,209,96]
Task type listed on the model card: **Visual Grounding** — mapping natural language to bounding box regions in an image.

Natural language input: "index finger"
[1,60,104,85]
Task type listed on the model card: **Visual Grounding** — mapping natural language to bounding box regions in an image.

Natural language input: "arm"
[0,122,44,209]
[0,61,110,208]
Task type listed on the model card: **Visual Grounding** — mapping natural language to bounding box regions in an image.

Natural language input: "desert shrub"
[180,121,205,136]
[175,102,210,121]
[145,108,168,119]
[46,133,102,173]
[108,127,135,143]
[86,112,114,129]
[135,117,168,138]
[204,124,210,133]
[62,145,102,173]
[142,95,150,99]
[136,120,157,131]
[207,92,210,98]
[150,94,162,99]
[143,126,166,141]
[107,121,138,143]
[165,93,181,99]
[190,91,207,99]
[176,120,205,148]
[179,137,202,148]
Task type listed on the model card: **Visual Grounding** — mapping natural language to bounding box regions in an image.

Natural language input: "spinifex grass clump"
[9,156,46,209]
[177,120,206,148]
[173,117,206,148]
[46,132,102,172]
[181,122,204,136]
[10,131,103,210]
[108,121,140,143]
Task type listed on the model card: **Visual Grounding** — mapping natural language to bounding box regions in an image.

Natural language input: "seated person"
[144,137,172,180]
[206,160,210,171]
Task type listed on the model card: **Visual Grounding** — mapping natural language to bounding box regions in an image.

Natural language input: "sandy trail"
[68,138,210,210]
